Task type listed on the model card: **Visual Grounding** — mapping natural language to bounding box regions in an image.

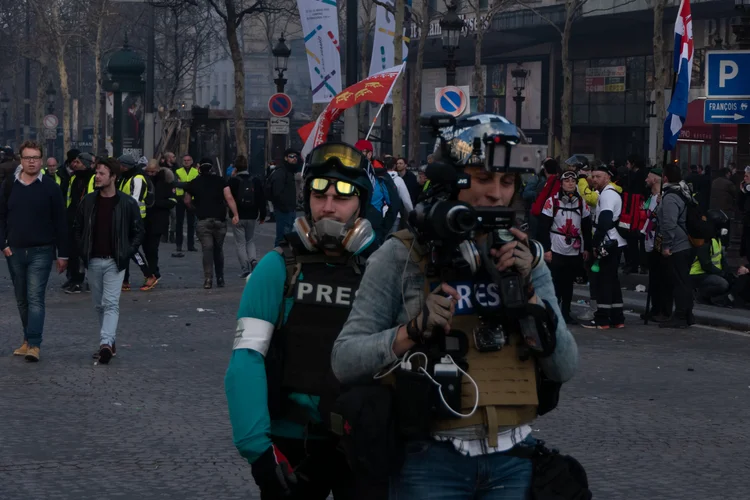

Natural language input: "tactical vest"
[690,238,723,275]
[265,242,364,427]
[390,230,539,447]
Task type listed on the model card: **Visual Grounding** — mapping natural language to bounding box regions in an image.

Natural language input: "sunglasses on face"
[310,178,359,196]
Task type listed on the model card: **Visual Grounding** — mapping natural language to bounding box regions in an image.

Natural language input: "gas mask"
[293,216,375,255]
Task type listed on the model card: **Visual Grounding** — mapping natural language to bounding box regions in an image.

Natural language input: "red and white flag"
[299,64,405,158]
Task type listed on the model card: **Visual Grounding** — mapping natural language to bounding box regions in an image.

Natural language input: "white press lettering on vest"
[436,281,502,316]
[295,281,355,307]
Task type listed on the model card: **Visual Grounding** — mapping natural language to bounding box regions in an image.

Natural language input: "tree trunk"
[408,0,428,163]
[359,2,373,134]
[560,0,575,160]
[35,63,49,139]
[391,0,405,157]
[225,6,247,156]
[652,0,667,160]
[474,30,484,112]
[93,2,104,154]
[56,48,72,156]
[12,56,20,147]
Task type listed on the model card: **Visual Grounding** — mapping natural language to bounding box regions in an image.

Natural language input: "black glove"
[251,445,298,497]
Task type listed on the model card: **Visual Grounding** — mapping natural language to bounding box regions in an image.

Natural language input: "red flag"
[299,64,404,157]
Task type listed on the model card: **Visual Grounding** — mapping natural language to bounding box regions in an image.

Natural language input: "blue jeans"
[88,258,125,346]
[389,439,534,500]
[274,210,297,247]
[6,245,55,347]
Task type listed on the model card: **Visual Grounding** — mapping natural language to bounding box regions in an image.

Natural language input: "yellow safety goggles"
[310,177,360,196]
[308,143,366,171]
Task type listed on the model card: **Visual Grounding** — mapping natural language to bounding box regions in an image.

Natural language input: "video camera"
[410,113,543,313]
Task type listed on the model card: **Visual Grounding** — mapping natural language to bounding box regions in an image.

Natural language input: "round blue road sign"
[435,86,467,117]
[268,93,293,117]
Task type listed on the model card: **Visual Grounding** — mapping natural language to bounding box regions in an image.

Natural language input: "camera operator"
[332,114,580,499]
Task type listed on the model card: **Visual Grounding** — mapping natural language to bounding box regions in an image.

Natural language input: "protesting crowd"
[3,114,750,500]
[521,155,750,329]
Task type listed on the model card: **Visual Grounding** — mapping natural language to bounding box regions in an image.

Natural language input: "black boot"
[217,276,225,288]
[203,278,212,289]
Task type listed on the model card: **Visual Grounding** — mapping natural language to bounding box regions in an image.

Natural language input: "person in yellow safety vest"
[46,156,72,208]
[116,154,153,291]
[690,211,732,306]
[174,155,199,253]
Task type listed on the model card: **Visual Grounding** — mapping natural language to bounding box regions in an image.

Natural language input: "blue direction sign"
[706,50,750,98]
[703,99,750,124]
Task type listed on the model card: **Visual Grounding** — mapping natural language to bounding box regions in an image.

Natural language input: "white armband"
[233,317,275,356]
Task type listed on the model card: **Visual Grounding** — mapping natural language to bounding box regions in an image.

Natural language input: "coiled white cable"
[418,354,479,419]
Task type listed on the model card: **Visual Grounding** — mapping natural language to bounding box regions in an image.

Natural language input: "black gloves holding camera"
[251,445,297,497]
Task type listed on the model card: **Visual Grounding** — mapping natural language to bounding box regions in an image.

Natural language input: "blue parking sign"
[705,50,750,98]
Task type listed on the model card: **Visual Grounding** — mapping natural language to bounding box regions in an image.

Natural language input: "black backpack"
[666,190,714,247]
[236,174,256,209]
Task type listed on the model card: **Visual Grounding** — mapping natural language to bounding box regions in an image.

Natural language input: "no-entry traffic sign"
[435,86,468,117]
[268,93,293,117]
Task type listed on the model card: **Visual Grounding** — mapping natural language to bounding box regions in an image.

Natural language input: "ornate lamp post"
[271,34,292,162]
[210,95,220,109]
[440,2,464,86]
[103,35,145,158]
[511,64,529,127]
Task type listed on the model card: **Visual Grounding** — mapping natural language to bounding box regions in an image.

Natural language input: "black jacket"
[68,169,95,219]
[228,172,267,221]
[145,168,177,235]
[74,191,145,271]
[267,163,297,212]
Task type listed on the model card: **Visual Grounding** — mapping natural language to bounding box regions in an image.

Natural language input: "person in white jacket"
[385,158,413,233]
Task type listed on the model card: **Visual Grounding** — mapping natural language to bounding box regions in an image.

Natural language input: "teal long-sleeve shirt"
[224,251,321,464]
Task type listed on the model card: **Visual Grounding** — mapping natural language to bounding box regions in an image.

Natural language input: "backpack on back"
[531,175,560,217]
[667,191,714,247]
[236,174,256,209]
[141,174,156,208]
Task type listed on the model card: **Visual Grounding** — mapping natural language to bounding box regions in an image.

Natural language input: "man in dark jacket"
[686,165,710,211]
[65,152,96,293]
[741,167,750,266]
[142,159,177,290]
[267,149,298,246]
[74,157,144,363]
[227,155,266,278]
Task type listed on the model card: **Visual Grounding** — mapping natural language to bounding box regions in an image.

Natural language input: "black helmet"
[117,154,136,168]
[304,142,373,216]
[439,113,528,172]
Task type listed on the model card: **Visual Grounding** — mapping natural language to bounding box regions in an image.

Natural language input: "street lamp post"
[271,34,291,162]
[734,0,750,169]
[711,35,723,174]
[511,64,528,127]
[0,92,9,145]
[440,2,464,86]
[103,36,145,158]
[210,96,220,109]
[45,82,57,157]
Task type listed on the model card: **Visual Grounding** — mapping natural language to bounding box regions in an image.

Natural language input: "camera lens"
[447,205,477,234]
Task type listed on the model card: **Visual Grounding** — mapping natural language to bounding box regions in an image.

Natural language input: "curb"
[571,289,750,332]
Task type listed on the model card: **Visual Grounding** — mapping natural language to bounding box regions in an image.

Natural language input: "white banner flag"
[297,0,343,103]
[368,0,409,77]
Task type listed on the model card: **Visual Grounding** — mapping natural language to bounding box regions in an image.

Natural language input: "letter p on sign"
[720,60,739,88]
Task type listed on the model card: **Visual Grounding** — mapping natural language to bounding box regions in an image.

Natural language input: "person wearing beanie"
[582,163,627,330]
[181,158,240,289]
[641,166,671,323]
[266,149,299,246]
[538,170,592,325]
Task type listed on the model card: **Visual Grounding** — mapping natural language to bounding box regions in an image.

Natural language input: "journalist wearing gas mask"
[331,114,581,500]
[226,143,378,500]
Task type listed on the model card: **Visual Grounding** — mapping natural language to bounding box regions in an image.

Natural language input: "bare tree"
[652,0,667,157]
[390,0,405,156]
[465,0,510,113]
[515,0,638,158]
[407,0,428,163]
[205,0,281,157]
[358,0,376,134]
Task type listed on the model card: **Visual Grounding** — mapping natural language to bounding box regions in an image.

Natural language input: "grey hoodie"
[657,181,692,254]
[332,236,579,389]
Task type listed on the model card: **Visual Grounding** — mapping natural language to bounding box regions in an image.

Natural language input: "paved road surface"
[1,224,747,499]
